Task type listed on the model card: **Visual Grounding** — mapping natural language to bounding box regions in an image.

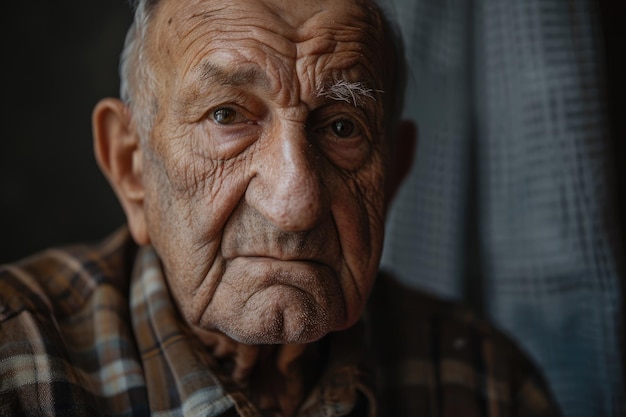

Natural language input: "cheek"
[142,146,250,293]
[331,154,387,319]
[148,145,247,233]
[336,153,386,250]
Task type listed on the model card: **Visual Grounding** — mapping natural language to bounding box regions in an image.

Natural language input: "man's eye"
[212,107,240,125]
[330,119,356,138]
[313,115,365,142]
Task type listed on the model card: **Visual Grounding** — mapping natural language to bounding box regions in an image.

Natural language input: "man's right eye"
[211,107,246,125]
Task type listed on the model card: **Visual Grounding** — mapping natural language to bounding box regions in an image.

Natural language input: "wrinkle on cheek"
[162,131,215,200]
[188,156,250,236]
[361,172,387,230]
[336,153,386,248]
[333,160,385,318]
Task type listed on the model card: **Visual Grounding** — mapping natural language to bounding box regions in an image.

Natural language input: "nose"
[247,120,327,232]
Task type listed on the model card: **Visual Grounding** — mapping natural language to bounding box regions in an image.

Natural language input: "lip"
[244,255,328,266]
[223,249,333,266]
[229,256,336,278]
[226,255,334,279]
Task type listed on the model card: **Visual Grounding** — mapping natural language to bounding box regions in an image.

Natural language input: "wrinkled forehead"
[151,0,385,41]
[147,0,390,90]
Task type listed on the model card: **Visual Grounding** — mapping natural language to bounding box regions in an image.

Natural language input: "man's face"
[138,0,393,344]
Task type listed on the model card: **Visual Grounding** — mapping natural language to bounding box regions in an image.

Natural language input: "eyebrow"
[198,61,269,88]
[317,79,380,107]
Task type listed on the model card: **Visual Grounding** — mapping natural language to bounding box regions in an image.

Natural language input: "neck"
[191,327,324,417]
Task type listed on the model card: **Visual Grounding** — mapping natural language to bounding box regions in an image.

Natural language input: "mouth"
[225,255,336,284]
[244,255,328,266]
[218,255,340,309]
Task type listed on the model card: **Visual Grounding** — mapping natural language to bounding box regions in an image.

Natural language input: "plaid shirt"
[0,227,561,416]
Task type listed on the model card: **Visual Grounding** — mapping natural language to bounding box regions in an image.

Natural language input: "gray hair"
[119,0,160,141]
[118,0,407,142]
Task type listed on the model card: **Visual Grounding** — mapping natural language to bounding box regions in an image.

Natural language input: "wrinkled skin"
[103,0,403,345]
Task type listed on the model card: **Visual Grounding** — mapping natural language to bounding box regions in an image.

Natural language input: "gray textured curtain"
[381,0,625,416]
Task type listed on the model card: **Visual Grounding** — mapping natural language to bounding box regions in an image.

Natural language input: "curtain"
[381,0,625,416]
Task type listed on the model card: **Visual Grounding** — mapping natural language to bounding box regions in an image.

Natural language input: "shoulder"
[366,270,562,417]
[0,226,136,321]
[0,227,139,416]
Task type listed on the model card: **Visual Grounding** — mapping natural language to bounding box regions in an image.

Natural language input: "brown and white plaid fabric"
[0,227,561,416]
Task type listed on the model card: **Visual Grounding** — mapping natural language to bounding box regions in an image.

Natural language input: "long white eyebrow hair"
[317,79,382,107]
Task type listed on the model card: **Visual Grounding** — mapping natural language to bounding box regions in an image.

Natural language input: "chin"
[217,289,341,345]
[228,325,331,345]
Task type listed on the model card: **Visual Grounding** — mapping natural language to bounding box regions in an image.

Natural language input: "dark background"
[1,0,132,263]
[0,0,624,268]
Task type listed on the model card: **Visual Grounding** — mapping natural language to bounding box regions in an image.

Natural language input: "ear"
[385,119,417,207]
[92,98,150,245]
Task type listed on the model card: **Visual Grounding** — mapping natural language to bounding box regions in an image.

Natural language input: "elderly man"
[0,0,561,415]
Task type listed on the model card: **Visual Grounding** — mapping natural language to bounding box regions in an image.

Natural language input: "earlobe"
[386,119,417,207]
[92,98,150,245]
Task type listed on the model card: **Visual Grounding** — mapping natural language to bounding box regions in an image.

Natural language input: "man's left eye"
[330,119,356,138]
